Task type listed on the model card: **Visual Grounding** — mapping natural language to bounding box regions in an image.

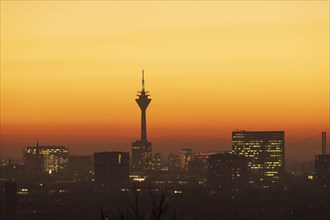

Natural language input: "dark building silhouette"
[0,180,17,220]
[23,142,69,177]
[132,70,152,172]
[189,152,217,186]
[208,152,248,191]
[68,155,93,181]
[167,153,180,171]
[314,131,330,187]
[232,131,285,188]
[190,152,218,176]
[94,152,129,192]
[1,159,25,182]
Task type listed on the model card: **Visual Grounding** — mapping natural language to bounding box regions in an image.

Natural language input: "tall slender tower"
[132,70,152,172]
[136,70,151,142]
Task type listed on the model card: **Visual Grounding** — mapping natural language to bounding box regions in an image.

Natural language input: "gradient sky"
[1,1,329,163]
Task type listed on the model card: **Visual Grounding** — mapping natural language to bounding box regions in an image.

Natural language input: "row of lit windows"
[265,150,283,152]
[25,149,68,154]
[264,171,279,174]
[264,162,282,165]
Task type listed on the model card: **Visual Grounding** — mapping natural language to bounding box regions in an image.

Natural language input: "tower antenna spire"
[142,69,145,92]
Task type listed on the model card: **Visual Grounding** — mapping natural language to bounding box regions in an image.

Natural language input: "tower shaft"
[141,109,147,142]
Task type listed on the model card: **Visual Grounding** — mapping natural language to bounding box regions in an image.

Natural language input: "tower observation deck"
[132,70,152,172]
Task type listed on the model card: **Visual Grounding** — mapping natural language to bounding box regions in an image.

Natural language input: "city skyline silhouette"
[0,1,329,220]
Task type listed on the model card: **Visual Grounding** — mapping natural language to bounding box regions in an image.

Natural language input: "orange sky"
[1,1,329,161]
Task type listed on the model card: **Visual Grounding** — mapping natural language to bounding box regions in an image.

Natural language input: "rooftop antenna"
[142,69,145,92]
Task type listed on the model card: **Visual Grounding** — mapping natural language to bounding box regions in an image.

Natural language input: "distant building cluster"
[23,142,69,177]
[3,127,325,197]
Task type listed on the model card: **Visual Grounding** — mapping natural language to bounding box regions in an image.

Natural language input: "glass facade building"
[232,131,285,187]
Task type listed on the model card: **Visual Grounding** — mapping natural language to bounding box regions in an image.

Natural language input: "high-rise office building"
[232,131,285,187]
[314,131,330,187]
[208,152,248,191]
[94,152,129,192]
[132,70,152,172]
[23,142,69,176]
[181,148,193,172]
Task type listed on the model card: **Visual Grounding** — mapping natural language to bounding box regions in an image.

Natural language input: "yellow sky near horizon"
[1,1,329,158]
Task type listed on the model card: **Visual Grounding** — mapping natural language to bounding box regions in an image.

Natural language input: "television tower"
[132,70,152,172]
[136,70,151,142]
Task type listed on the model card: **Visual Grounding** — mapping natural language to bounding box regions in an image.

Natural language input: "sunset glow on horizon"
[1,1,329,160]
